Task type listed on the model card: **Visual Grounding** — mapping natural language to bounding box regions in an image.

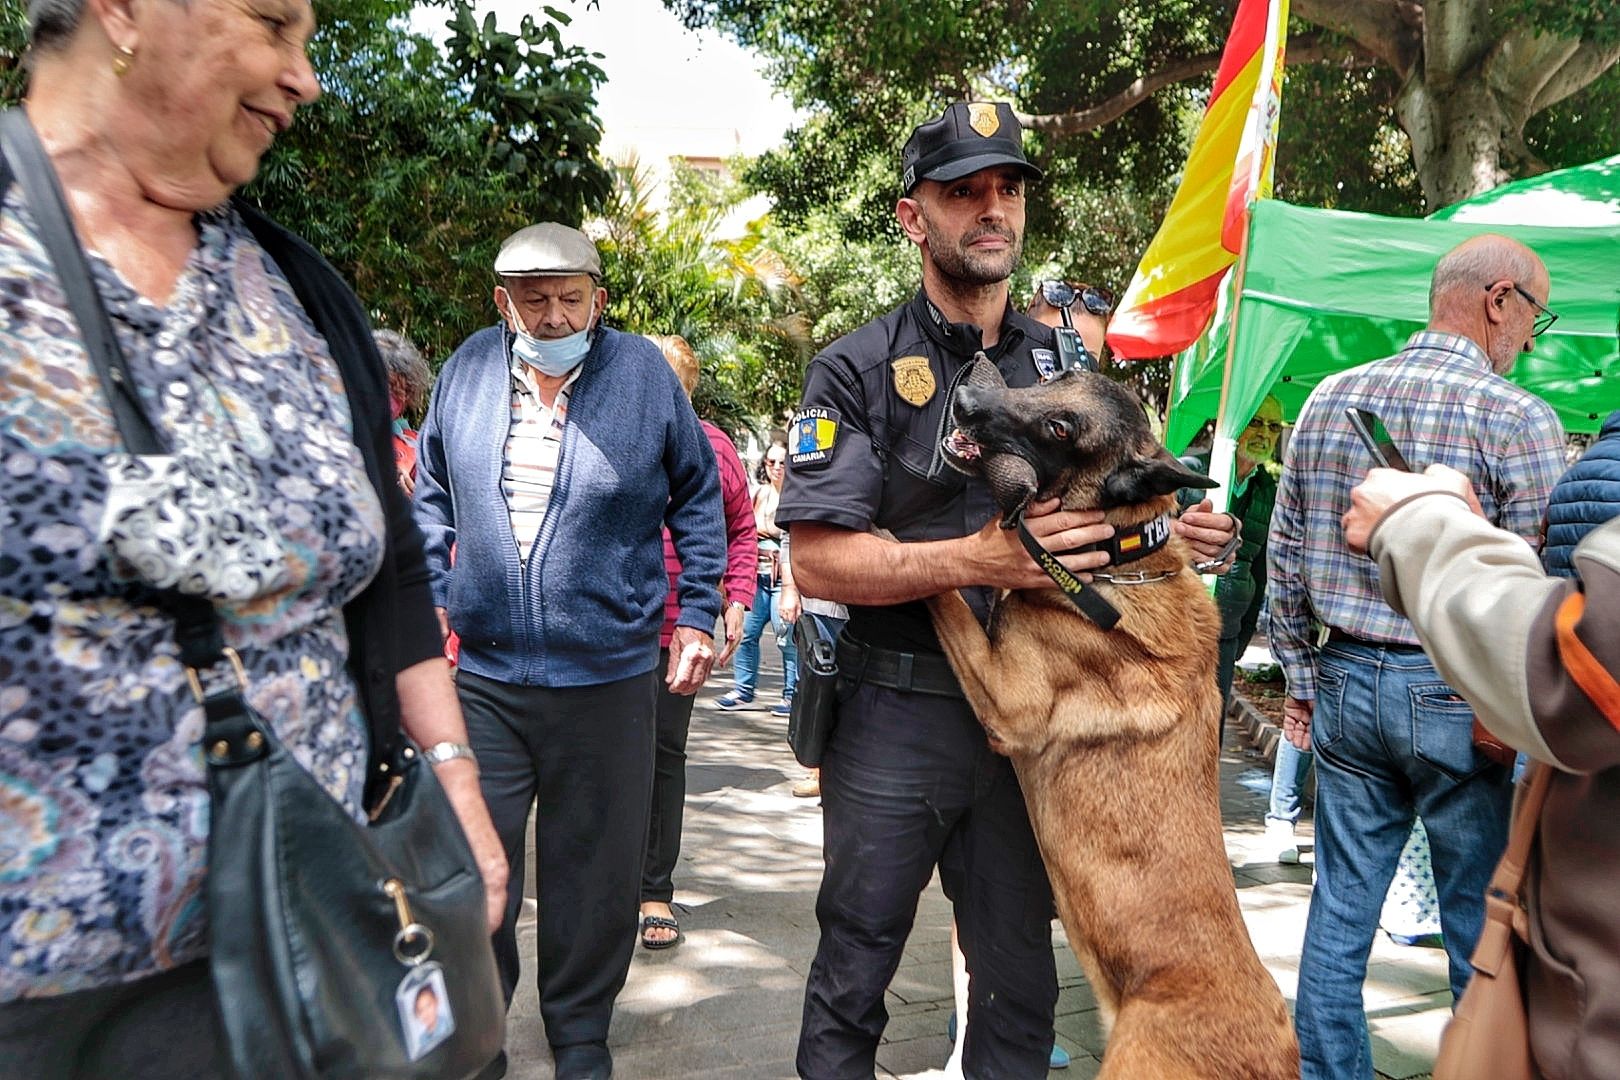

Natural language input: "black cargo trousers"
[795,665,1058,1079]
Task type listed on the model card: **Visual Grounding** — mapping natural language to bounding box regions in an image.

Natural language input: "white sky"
[407,0,800,160]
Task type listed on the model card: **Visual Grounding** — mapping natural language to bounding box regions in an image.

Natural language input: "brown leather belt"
[1325,628,1425,652]
[836,634,964,699]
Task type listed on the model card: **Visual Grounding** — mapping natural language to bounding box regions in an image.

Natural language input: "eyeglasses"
[1510,283,1559,337]
[1245,418,1284,435]
[765,456,786,466]
[1040,281,1113,317]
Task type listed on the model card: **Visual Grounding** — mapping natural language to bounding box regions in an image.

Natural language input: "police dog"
[924,359,1298,1078]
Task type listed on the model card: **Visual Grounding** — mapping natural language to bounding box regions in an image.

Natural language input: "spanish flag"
[1107,0,1290,360]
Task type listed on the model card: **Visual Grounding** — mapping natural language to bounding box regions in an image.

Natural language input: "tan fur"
[925,397,1298,1077]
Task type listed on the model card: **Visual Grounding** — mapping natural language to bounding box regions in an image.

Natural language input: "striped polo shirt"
[506,360,581,563]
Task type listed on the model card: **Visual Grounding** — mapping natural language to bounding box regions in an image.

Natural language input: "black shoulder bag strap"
[0,108,227,669]
[0,110,166,457]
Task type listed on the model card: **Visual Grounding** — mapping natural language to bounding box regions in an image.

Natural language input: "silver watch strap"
[422,741,478,768]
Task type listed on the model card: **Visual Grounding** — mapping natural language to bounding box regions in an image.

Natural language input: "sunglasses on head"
[1040,281,1114,317]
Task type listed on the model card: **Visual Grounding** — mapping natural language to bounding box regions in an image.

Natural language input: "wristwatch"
[422,741,478,770]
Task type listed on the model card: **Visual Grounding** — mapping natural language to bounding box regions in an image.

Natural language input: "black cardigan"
[236,200,445,804]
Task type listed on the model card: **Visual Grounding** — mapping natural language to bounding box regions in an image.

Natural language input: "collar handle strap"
[1014,519,1121,629]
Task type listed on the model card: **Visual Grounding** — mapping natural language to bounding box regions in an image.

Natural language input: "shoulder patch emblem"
[1031,348,1057,382]
[890,356,937,408]
[790,407,840,469]
[968,103,1001,138]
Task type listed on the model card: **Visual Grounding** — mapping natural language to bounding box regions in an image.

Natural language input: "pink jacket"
[660,421,757,646]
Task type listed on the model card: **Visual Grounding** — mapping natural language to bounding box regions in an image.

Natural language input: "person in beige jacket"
[1343,464,1620,1080]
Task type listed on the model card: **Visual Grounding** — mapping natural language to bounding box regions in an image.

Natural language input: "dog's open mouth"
[943,427,983,465]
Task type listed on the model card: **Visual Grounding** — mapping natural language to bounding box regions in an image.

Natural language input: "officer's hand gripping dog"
[923,357,1299,1078]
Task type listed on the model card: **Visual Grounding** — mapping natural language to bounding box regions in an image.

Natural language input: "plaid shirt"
[1268,331,1566,700]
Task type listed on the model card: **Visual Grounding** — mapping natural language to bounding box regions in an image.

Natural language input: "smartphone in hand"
[1344,407,1412,471]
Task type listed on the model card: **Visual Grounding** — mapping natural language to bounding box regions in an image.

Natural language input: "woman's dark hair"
[27,0,89,52]
[755,430,787,485]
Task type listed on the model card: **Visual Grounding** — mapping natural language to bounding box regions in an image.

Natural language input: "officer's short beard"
[920,210,1023,287]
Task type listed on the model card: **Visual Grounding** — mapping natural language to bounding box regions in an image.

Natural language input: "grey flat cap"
[494,222,602,278]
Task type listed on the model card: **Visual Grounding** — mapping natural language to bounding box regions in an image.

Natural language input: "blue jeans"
[1266,739,1314,826]
[1295,642,1512,1080]
[732,574,798,699]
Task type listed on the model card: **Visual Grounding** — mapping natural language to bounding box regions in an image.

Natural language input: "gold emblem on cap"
[967,103,1001,138]
[891,356,936,408]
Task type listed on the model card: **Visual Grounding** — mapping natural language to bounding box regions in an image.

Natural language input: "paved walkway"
[501,658,1450,1079]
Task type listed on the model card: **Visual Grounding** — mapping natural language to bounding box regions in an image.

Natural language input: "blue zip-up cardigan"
[413,324,724,687]
[1543,409,1620,579]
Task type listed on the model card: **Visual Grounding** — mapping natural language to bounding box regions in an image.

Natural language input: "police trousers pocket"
[1411,683,1487,781]
[788,615,840,767]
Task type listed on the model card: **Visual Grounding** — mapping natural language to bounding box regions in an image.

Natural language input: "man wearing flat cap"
[777,103,1239,1077]
[413,222,724,1080]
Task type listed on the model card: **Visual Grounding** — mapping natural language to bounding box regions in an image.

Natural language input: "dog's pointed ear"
[1100,447,1218,507]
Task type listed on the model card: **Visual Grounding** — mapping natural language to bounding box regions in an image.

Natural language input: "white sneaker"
[1265,820,1300,864]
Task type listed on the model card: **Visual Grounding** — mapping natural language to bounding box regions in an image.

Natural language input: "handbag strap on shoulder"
[1483,763,1553,912]
[0,111,239,695]
[0,110,165,456]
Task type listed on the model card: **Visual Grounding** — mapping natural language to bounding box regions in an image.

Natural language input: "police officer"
[778,102,1241,1079]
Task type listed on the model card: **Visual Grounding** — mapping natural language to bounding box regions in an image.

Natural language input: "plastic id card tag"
[396,960,456,1061]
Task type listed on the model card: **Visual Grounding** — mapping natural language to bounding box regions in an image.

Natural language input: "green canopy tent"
[1164,168,1620,457]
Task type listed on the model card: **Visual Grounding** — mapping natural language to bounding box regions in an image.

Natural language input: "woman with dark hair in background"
[717,432,797,715]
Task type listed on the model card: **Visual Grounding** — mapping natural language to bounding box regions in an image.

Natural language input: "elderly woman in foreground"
[0,0,505,1073]
[1344,465,1620,1079]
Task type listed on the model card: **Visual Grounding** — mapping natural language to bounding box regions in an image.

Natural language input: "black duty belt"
[1325,628,1425,651]
[836,634,965,699]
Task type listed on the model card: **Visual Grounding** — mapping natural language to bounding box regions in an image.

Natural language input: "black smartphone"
[1344,407,1412,471]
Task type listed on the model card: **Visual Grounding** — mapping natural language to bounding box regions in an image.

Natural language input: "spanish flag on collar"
[1107,0,1290,361]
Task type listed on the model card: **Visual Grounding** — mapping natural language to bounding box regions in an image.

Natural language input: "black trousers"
[0,959,224,1080]
[643,648,697,904]
[796,679,1058,1079]
[458,668,657,1052]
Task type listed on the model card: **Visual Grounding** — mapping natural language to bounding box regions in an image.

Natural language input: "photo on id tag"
[396,961,456,1061]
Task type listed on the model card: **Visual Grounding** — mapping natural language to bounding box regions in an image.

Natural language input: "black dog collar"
[1057,511,1173,565]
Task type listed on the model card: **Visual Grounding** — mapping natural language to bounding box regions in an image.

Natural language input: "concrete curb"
[1229,692,1315,809]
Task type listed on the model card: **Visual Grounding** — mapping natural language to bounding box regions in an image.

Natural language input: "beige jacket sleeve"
[1366,494,1620,772]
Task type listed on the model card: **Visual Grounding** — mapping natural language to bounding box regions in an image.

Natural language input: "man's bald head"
[1428,234,1551,374]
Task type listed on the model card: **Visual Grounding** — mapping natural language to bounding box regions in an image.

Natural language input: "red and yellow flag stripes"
[1108,0,1289,361]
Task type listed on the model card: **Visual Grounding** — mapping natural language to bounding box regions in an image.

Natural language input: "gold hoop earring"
[112,44,135,77]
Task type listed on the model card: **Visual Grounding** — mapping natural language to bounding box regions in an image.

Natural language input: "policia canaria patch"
[790,407,840,469]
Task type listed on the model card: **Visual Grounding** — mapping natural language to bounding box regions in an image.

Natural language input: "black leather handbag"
[0,109,504,1079]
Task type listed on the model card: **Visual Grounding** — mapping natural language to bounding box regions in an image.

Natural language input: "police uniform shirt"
[776,289,1061,653]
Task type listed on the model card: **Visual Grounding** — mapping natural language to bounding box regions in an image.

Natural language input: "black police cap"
[900,102,1044,196]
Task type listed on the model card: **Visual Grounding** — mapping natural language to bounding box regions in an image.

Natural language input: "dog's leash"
[1009,509,1180,630]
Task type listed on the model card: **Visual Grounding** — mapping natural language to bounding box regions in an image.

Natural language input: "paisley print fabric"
[0,187,386,1001]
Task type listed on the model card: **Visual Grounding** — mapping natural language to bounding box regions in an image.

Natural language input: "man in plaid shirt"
[1268,234,1567,1080]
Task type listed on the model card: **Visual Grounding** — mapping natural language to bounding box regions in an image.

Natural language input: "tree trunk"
[1394,68,1516,208]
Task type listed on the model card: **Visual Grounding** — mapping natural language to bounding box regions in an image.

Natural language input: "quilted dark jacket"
[1543,410,1620,579]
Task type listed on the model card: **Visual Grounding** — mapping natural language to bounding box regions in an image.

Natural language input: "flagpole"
[1205,0,1287,515]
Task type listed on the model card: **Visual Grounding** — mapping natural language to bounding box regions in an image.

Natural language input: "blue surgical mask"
[505,299,598,377]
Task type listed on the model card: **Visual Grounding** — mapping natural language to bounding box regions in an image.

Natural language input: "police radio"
[1053,325,1098,374]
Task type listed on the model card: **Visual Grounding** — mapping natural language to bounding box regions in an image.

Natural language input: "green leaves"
[242,0,613,364]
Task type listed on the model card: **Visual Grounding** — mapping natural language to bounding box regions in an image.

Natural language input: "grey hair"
[374,329,433,411]
[1429,234,1542,316]
[27,0,89,52]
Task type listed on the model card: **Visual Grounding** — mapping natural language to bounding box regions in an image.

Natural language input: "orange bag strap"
[1556,592,1620,733]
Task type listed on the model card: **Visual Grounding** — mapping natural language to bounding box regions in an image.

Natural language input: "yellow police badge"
[891,356,936,407]
[967,103,1001,138]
